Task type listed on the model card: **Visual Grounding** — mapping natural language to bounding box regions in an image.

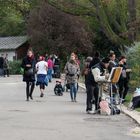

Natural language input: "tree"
[48,0,135,49]
[27,1,93,58]
[128,0,137,41]
[0,0,39,36]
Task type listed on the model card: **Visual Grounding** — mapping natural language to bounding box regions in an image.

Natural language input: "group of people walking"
[21,49,80,103]
[21,49,131,115]
[21,49,54,101]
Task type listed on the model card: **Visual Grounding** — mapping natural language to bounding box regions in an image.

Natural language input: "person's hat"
[102,57,110,63]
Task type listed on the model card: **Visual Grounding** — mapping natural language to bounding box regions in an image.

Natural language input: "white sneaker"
[86,110,95,114]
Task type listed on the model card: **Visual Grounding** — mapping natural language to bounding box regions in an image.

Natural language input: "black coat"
[21,56,36,82]
[87,62,105,86]
[84,57,100,86]
[119,63,130,82]
[0,57,4,69]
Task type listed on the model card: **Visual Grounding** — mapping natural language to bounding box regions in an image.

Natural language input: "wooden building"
[0,36,29,61]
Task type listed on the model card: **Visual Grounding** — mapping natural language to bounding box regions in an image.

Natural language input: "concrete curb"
[121,105,140,125]
[79,83,140,125]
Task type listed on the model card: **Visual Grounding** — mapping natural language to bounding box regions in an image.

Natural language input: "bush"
[9,60,22,75]
[127,42,140,88]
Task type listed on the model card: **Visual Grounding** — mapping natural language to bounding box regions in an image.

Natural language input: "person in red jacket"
[47,55,54,82]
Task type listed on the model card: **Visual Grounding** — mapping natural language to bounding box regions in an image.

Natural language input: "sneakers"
[86,110,95,114]
[86,110,100,114]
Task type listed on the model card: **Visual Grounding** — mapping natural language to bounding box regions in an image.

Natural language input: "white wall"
[0,50,16,61]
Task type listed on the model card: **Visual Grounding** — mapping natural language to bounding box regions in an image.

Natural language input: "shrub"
[9,60,22,75]
[127,42,140,88]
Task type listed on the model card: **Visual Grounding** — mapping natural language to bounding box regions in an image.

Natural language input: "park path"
[0,75,140,140]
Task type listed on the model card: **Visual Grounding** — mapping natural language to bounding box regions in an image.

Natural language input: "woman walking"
[64,54,80,102]
[21,49,36,101]
[36,56,48,97]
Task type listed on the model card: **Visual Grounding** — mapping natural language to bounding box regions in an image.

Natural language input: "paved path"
[0,75,140,140]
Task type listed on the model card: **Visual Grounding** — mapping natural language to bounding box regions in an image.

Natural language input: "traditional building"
[0,36,29,61]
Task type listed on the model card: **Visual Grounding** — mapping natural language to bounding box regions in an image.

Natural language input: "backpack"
[67,63,77,76]
[99,100,120,115]
[99,100,111,115]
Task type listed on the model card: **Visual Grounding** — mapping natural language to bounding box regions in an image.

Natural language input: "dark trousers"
[86,84,99,111]
[4,69,9,77]
[118,79,129,100]
[26,82,35,99]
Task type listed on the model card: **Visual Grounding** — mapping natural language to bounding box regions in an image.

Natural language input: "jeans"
[47,68,53,82]
[70,83,77,100]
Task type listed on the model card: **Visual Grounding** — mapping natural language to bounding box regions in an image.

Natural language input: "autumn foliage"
[27,1,93,58]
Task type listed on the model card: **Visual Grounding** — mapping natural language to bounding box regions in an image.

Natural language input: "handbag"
[25,68,34,76]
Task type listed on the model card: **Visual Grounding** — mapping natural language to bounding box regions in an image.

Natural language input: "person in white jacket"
[86,57,110,114]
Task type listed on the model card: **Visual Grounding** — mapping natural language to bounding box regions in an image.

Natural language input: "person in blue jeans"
[64,53,80,102]
[70,83,78,102]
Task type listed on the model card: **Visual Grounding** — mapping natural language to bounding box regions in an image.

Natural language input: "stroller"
[54,80,63,96]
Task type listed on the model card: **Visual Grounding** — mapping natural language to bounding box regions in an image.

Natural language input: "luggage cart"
[96,67,122,115]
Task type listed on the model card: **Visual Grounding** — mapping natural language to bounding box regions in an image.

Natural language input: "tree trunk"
[128,0,136,40]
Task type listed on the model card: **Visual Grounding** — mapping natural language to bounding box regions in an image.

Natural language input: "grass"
[124,93,140,112]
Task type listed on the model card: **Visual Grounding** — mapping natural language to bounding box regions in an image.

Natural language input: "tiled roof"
[0,36,28,50]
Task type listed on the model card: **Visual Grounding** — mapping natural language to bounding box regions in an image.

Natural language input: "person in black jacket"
[86,57,110,114]
[21,49,36,101]
[85,52,100,113]
[118,56,131,102]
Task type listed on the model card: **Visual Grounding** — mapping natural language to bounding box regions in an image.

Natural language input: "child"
[54,80,63,96]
